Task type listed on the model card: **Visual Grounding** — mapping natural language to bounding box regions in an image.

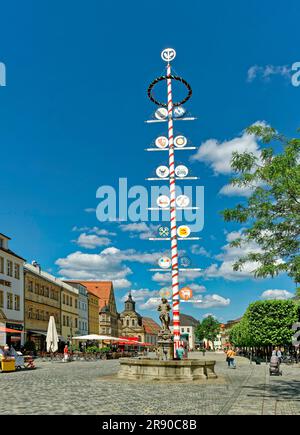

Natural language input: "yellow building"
[61,282,79,343]
[87,291,99,334]
[24,263,61,351]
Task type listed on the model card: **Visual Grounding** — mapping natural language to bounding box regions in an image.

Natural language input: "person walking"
[63,344,69,362]
[226,348,236,368]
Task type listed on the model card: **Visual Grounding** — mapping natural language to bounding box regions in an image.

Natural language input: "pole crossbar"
[145,147,197,151]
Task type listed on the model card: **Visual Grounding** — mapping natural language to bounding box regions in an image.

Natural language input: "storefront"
[0,323,24,350]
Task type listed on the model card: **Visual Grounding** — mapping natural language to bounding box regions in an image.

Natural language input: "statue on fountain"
[157,298,173,360]
[158,298,171,331]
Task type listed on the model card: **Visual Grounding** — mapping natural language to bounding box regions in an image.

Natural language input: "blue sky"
[1,1,299,323]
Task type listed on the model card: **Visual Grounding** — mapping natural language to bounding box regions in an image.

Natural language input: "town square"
[0,1,300,419]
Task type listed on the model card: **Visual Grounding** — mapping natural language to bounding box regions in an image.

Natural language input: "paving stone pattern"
[0,352,299,415]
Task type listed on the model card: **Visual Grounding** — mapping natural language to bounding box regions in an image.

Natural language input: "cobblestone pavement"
[0,352,299,415]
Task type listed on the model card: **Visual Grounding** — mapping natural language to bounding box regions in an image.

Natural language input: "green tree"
[229,317,250,347]
[245,300,298,347]
[195,316,220,349]
[222,125,300,284]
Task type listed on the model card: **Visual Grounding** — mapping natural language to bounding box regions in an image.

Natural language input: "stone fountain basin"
[118,358,217,382]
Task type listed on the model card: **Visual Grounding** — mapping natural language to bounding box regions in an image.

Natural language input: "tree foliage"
[195,315,220,347]
[229,300,298,347]
[222,125,300,283]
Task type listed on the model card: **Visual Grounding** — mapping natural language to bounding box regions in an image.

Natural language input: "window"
[63,315,66,326]
[40,286,44,296]
[0,238,3,248]
[187,328,190,333]
[46,311,49,320]
[181,328,184,333]
[66,316,69,327]
[66,295,69,305]
[7,293,13,309]
[7,260,13,277]
[45,287,49,297]
[28,307,33,319]
[126,319,129,326]
[75,299,77,309]
[28,281,33,292]
[14,295,20,311]
[70,297,72,307]
[35,283,40,294]
[75,318,78,328]
[0,257,4,273]
[14,263,20,279]
[132,319,135,327]
[0,290,3,307]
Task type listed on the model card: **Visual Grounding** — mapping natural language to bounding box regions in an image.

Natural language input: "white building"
[170,313,200,350]
[0,233,25,348]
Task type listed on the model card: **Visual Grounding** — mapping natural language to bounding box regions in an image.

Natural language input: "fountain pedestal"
[117,358,217,382]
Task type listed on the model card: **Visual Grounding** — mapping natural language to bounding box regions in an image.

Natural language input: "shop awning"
[0,326,25,334]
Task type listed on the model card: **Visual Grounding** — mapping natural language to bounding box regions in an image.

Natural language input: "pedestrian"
[276,348,282,363]
[63,344,69,362]
[226,348,236,368]
[176,344,185,360]
[202,347,206,357]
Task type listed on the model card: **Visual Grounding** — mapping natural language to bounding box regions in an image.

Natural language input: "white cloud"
[191,244,210,257]
[152,272,172,284]
[140,297,161,311]
[75,233,111,249]
[260,289,294,300]
[189,283,206,293]
[203,230,262,281]
[219,183,256,197]
[119,223,157,240]
[56,247,164,289]
[193,294,230,309]
[72,226,116,236]
[121,288,159,302]
[190,128,262,175]
[247,65,291,83]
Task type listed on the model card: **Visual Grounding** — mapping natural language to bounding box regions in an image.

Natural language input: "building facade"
[0,233,25,349]
[220,317,242,349]
[77,281,118,337]
[61,282,79,344]
[120,293,145,341]
[87,291,100,334]
[64,281,88,336]
[24,263,61,351]
[171,313,200,350]
[142,317,160,346]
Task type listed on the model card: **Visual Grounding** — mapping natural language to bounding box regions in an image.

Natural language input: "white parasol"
[46,316,59,353]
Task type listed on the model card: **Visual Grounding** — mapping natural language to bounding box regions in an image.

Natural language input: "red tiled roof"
[142,317,160,335]
[75,281,113,310]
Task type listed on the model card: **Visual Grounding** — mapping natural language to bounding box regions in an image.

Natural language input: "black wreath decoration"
[147,75,192,107]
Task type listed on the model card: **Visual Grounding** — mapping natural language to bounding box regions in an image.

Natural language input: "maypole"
[166,61,180,354]
[146,48,200,358]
